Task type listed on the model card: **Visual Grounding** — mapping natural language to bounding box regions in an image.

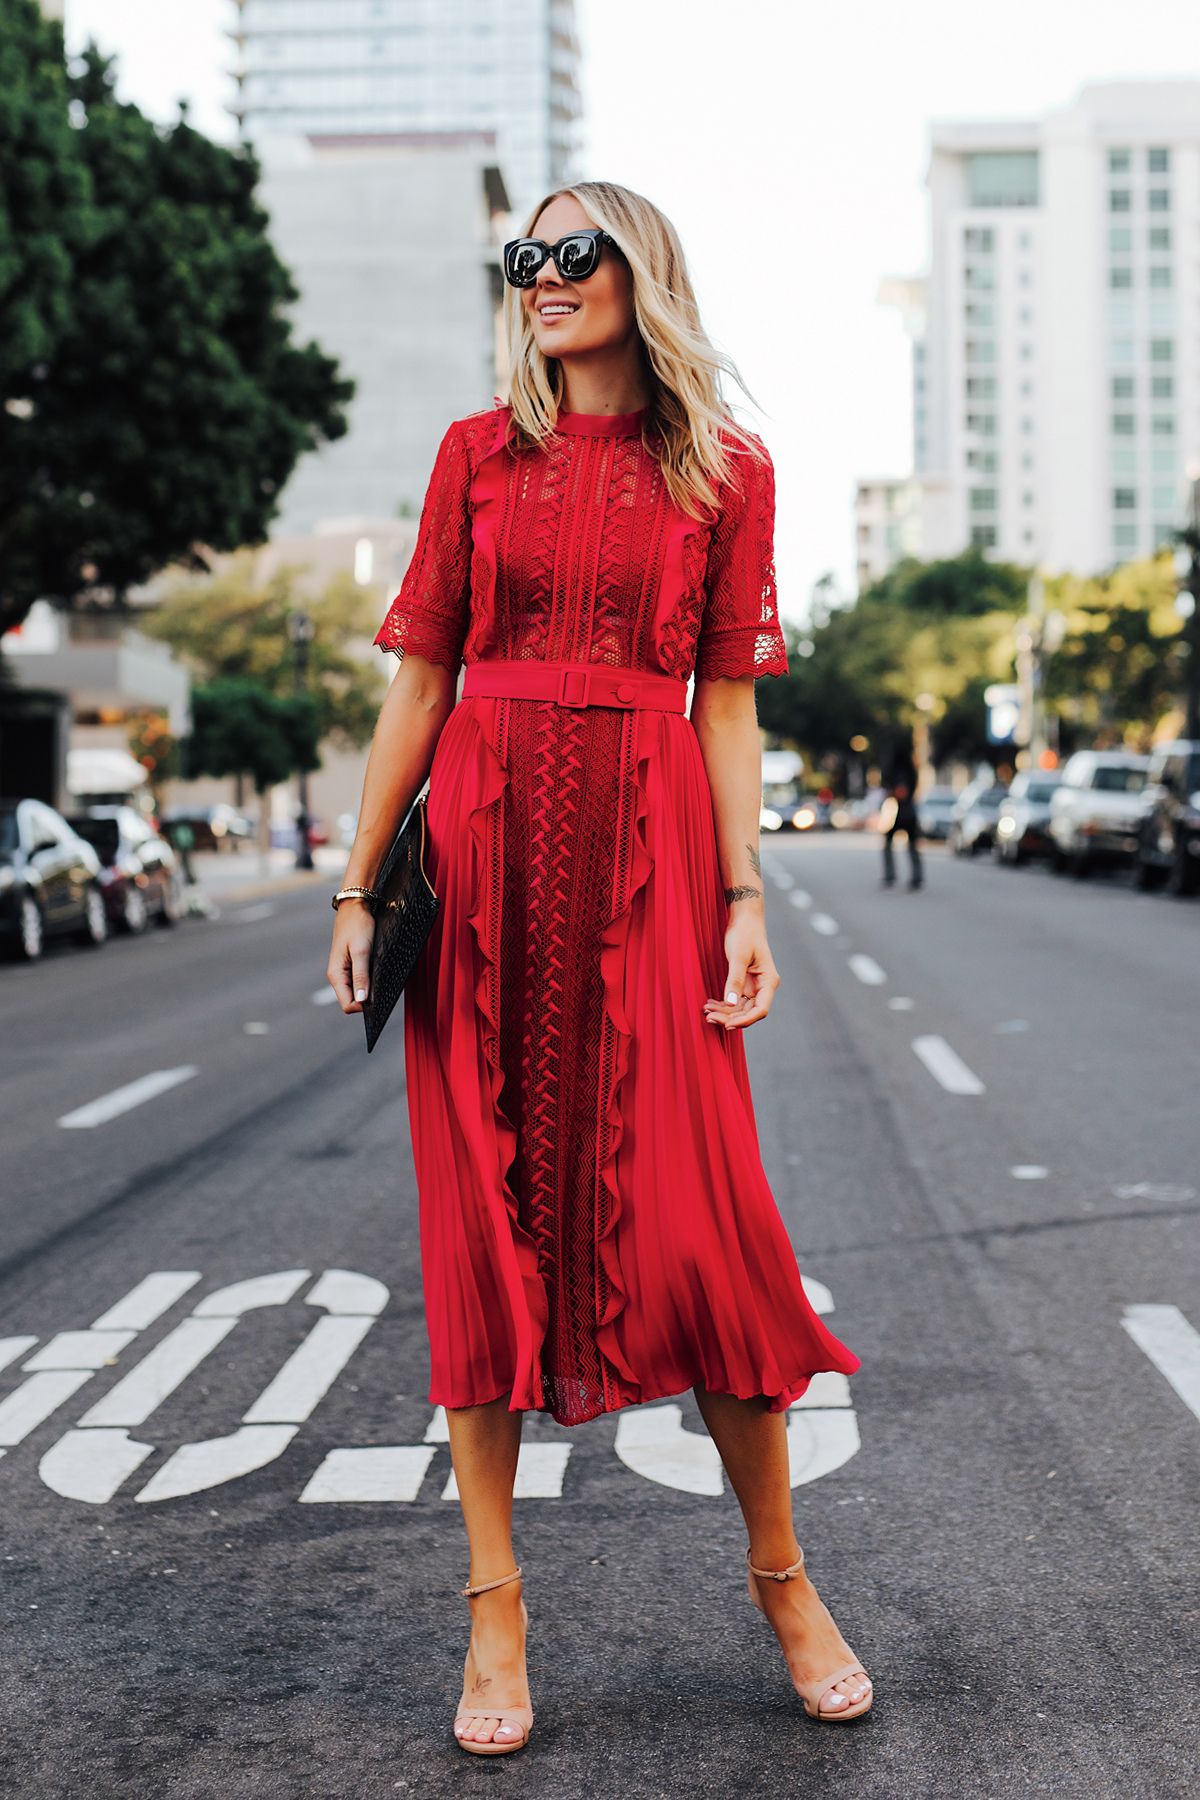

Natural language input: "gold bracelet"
[331,885,380,912]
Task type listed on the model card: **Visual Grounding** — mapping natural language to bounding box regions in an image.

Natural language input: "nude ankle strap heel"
[745,1547,874,1724]
[454,1565,534,1756]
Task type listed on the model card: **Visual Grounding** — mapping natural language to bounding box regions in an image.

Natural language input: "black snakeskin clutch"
[361,791,439,1053]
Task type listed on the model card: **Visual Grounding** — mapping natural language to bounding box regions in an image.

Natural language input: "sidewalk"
[183,844,348,910]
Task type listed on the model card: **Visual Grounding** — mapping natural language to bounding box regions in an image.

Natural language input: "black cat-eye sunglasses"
[502,228,622,289]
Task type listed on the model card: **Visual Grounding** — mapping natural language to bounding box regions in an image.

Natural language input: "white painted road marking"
[1122,1305,1200,1423]
[312,987,339,1006]
[300,1446,438,1504]
[234,903,277,923]
[1011,1165,1048,1181]
[912,1035,985,1096]
[92,1273,201,1332]
[848,954,887,987]
[811,913,839,936]
[10,1268,858,1504]
[788,889,812,910]
[58,1067,198,1129]
[888,997,915,1012]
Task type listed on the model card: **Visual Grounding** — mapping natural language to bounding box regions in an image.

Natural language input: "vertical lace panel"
[693,435,789,680]
[373,418,473,670]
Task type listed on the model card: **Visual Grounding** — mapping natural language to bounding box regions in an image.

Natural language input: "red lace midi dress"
[373,399,860,1427]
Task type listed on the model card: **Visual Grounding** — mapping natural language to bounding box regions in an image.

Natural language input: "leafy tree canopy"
[0,4,354,631]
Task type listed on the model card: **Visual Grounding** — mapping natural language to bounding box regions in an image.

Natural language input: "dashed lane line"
[788,889,812,910]
[848,954,887,986]
[912,1034,985,1096]
[1122,1305,1200,1424]
[58,1067,198,1129]
[810,913,839,936]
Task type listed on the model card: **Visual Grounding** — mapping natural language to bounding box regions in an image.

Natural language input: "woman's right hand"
[327,900,377,1013]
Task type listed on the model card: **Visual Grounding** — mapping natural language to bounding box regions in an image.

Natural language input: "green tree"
[182,679,320,797]
[1042,553,1186,750]
[0,17,354,632]
[144,552,388,753]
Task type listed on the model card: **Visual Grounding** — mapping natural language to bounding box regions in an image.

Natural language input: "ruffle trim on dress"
[591,710,657,1401]
[461,702,549,1411]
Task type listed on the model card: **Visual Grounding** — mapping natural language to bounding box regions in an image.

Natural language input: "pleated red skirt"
[401,684,860,1428]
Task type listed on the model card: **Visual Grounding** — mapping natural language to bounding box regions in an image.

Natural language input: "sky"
[63,0,1200,628]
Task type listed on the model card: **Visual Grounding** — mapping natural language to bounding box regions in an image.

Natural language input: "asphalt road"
[1,833,1197,1799]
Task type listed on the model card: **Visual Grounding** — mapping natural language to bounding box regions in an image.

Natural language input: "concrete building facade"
[868,81,1200,586]
[229,0,583,223]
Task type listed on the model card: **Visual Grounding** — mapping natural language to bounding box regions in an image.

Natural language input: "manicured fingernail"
[725,991,737,1004]
[355,988,367,1000]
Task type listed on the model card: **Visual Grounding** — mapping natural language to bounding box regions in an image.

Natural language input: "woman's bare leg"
[693,1387,871,1713]
[444,1394,531,1746]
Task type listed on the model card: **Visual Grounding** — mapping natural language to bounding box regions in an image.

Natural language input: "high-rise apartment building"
[869,81,1200,586]
[229,0,583,221]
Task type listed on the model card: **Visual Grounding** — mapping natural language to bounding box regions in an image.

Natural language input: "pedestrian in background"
[328,180,873,1755]
[881,750,923,890]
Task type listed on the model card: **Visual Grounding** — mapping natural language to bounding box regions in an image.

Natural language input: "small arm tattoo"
[746,842,762,877]
[724,884,763,904]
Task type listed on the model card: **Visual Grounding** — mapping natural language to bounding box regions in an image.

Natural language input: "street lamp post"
[287,610,316,871]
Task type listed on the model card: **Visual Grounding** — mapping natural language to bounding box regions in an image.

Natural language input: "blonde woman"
[328,181,872,1754]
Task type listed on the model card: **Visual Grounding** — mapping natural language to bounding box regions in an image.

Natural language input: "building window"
[1111,414,1136,435]
[1149,226,1171,251]
[1150,266,1172,288]
[1020,417,1033,435]
[1152,483,1177,513]
[1112,488,1137,509]
[1151,415,1175,436]
[966,150,1039,207]
[1108,147,1131,173]
[1109,339,1134,367]
[1018,230,1032,249]
[964,264,995,290]
[1113,523,1138,550]
[965,302,995,326]
[1109,266,1133,288]
[966,377,996,400]
[1148,188,1170,212]
[1151,375,1173,399]
[1147,147,1170,172]
[970,524,998,548]
[964,227,994,252]
[1149,338,1174,362]
[1111,375,1135,399]
[1112,447,1137,474]
[1108,189,1131,213]
[965,413,997,436]
[970,488,998,511]
[967,449,998,472]
[1022,491,1034,507]
[1151,447,1176,474]
[965,339,996,363]
[1109,227,1132,252]
[1020,380,1033,397]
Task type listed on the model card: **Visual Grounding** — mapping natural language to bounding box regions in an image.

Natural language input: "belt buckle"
[555,667,591,707]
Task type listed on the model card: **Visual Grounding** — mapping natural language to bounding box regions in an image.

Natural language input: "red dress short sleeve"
[694,434,789,681]
[373,418,473,670]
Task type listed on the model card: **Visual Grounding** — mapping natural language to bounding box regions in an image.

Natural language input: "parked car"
[1048,750,1149,877]
[830,787,887,832]
[917,786,958,841]
[0,798,108,960]
[993,771,1063,865]
[1133,738,1200,896]
[161,804,254,851]
[948,777,1009,855]
[66,806,184,932]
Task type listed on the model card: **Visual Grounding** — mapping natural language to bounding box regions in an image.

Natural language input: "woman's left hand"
[703,912,781,1030]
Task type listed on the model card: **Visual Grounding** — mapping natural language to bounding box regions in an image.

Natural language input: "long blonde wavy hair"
[502,181,767,521]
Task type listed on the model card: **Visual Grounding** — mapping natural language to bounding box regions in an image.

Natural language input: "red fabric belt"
[462,658,688,713]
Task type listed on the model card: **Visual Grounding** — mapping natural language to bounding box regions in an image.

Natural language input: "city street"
[0,833,1196,1798]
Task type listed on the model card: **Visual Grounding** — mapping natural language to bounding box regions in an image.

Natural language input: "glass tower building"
[229,0,584,221]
